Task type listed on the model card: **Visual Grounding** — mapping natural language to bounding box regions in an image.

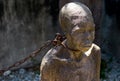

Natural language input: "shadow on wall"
[0,0,61,70]
[101,0,120,57]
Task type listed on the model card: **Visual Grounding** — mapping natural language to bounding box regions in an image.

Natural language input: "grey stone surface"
[0,0,60,70]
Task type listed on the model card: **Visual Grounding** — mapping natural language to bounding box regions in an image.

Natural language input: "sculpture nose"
[85,32,91,40]
[71,25,80,33]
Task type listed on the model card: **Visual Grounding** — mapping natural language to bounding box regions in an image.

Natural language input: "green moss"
[100,59,108,79]
[108,57,113,63]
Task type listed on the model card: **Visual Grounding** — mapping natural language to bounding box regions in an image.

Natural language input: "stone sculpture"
[40,2,101,81]
[59,0,103,45]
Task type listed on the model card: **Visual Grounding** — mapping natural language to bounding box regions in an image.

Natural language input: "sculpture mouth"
[82,43,92,47]
[84,45,91,47]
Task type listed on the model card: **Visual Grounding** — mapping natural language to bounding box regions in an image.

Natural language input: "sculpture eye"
[71,16,79,20]
[89,29,95,33]
[75,29,85,34]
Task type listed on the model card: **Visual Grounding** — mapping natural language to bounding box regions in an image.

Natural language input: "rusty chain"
[0,33,66,75]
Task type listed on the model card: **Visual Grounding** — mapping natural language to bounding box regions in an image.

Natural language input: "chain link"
[0,33,66,75]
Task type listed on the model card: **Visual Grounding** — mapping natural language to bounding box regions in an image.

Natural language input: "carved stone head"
[59,2,95,52]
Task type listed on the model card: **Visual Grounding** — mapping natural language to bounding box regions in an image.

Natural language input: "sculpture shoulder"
[92,43,101,52]
[40,46,65,71]
[40,47,57,69]
[93,44,101,56]
[85,43,101,57]
[91,43,101,59]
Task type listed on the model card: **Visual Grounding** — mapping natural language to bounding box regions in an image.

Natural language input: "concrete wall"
[0,0,61,70]
[101,0,120,57]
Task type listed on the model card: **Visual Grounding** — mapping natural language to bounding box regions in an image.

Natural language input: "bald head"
[59,2,95,33]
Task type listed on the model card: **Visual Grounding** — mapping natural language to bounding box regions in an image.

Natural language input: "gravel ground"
[101,53,120,81]
[0,53,120,81]
[0,68,40,81]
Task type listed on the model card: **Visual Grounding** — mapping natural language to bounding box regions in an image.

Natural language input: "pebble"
[9,74,14,78]
[101,53,120,81]
[19,68,26,74]
[3,70,11,76]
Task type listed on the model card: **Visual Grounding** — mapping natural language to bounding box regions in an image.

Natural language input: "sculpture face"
[59,2,95,52]
[69,21,95,52]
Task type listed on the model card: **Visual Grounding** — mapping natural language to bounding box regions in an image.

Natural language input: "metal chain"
[0,33,66,75]
[0,40,52,75]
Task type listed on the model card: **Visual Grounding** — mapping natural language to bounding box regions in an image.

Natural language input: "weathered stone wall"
[101,0,120,57]
[0,0,60,70]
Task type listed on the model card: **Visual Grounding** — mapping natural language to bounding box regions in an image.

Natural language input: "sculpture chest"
[43,54,96,81]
